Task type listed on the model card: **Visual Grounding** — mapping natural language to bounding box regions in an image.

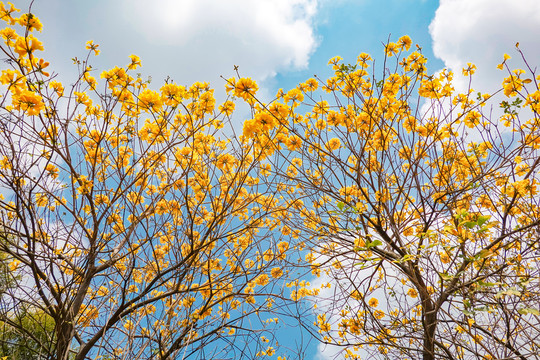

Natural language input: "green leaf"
[477,215,490,227]
[474,249,492,260]
[353,262,368,269]
[337,201,345,211]
[518,308,540,316]
[477,280,500,287]
[440,272,452,281]
[366,240,382,248]
[474,306,490,312]
[496,288,521,299]
[400,254,414,262]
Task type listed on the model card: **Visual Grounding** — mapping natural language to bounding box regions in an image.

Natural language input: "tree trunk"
[422,297,437,360]
[55,314,74,360]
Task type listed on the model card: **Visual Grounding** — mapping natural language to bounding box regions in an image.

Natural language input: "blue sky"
[13,0,540,359]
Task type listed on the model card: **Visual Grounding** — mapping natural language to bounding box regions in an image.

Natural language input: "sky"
[22,0,540,107]
[11,0,540,358]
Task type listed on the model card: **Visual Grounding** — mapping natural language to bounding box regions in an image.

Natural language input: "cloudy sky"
[14,0,540,358]
[23,0,540,106]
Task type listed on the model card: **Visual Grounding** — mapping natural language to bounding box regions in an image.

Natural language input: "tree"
[0,234,56,359]
[0,5,308,360]
[3,2,540,360]
[0,305,56,360]
[236,36,540,359]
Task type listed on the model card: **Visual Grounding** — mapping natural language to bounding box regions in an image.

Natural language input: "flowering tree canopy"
[242,36,540,360]
[1,3,540,360]
[0,5,308,360]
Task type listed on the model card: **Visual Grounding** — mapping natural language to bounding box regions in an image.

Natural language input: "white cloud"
[19,0,319,136]
[429,0,540,94]
[309,234,407,360]
[309,240,355,360]
[120,0,319,86]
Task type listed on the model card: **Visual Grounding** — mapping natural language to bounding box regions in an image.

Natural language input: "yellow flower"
[126,191,144,205]
[328,55,342,66]
[255,274,269,286]
[253,112,278,133]
[101,66,128,88]
[407,288,418,298]
[350,290,363,300]
[78,304,99,327]
[398,146,412,160]
[12,90,45,115]
[219,100,235,116]
[154,199,168,215]
[96,286,109,296]
[124,320,134,331]
[76,175,93,195]
[305,78,318,92]
[497,54,511,70]
[277,241,289,254]
[0,157,7,170]
[127,54,141,70]
[326,138,341,151]
[242,119,258,138]
[18,13,42,32]
[398,35,412,51]
[280,225,291,236]
[285,135,302,151]
[14,34,43,57]
[440,252,451,264]
[313,100,329,114]
[472,334,483,343]
[74,91,92,107]
[0,2,20,25]
[8,259,20,272]
[83,71,96,89]
[233,77,258,102]
[0,27,18,44]
[160,83,186,106]
[462,63,477,76]
[368,297,379,307]
[216,153,236,171]
[263,249,274,262]
[138,89,162,112]
[35,193,48,207]
[45,163,59,178]
[385,42,398,56]
[357,52,372,66]
[284,88,304,106]
[86,40,100,55]
[271,267,283,278]
[49,81,64,96]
